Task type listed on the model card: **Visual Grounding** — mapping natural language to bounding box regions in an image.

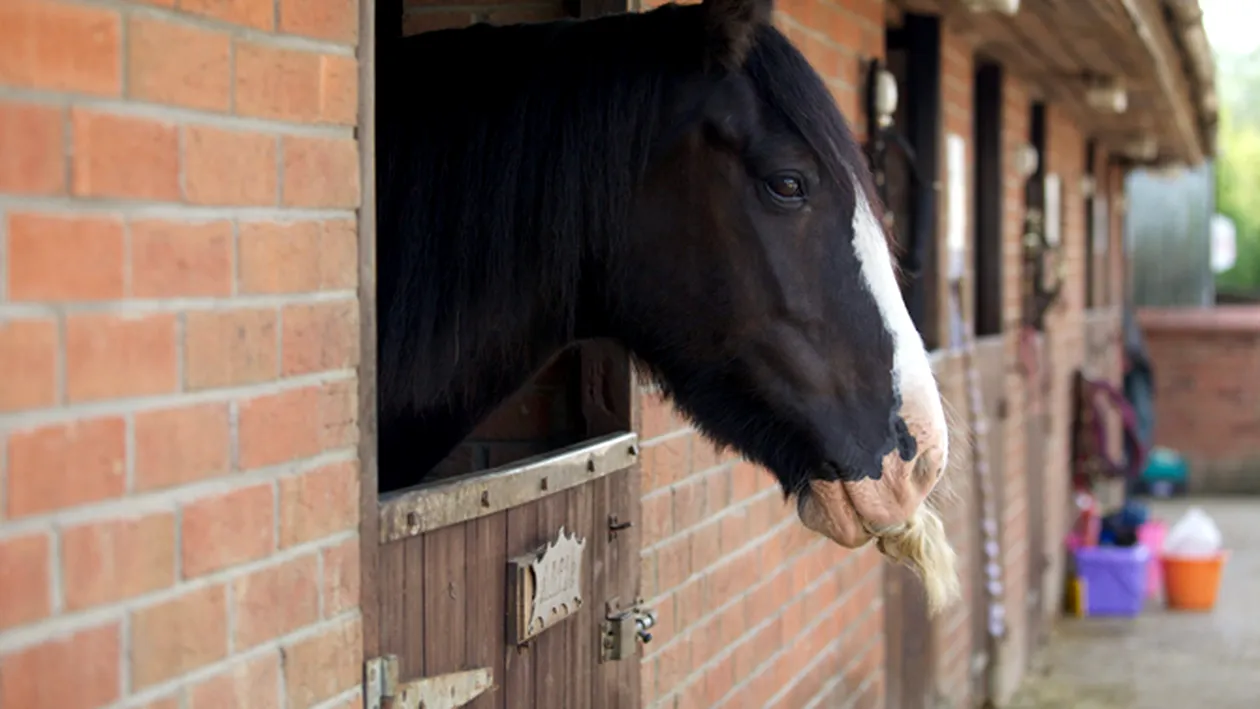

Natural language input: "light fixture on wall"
[1014,143,1039,180]
[1085,79,1128,114]
[873,67,899,129]
[1081,174,1097,198]
[960,0,1020,14]
[1124,135,1159,161]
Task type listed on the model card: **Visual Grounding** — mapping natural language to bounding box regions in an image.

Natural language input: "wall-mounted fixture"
[960,0,1020,14]
[1080,174,1097,198]
[1014,143,1039,180]
[872,66,899,129]
[1124,135,1159,161]
[1085,83,1128,114]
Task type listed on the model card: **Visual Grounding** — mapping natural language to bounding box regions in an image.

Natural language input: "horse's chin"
[795,479,876,549]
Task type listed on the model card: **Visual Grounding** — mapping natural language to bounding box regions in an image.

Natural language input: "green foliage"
[1214,50,1260,292]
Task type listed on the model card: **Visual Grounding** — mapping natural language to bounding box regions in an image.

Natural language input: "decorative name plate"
[508,526,586,644]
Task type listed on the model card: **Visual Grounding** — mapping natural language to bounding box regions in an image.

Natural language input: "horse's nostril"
[893,417,916,462]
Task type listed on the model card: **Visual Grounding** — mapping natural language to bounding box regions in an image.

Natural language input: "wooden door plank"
[566,486,595,709]
[607,466,641,709]
[402,536,426,680]
[379,539,409,664]
[423,523,468,677]
[503,502,537,703]
[884,563,904,709]
[533,492,569,708]
[589,476,615,709]
[465,513,507,709]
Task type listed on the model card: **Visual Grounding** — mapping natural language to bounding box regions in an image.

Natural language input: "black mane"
[376,5,882,487]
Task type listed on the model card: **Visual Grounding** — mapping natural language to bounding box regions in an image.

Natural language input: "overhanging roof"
[890,0,1218,166]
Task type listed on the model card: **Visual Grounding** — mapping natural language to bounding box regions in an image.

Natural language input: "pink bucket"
[1137,520,1167,599]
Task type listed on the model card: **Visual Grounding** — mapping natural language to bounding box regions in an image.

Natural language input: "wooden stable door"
[359,0,643,706]
[368,432,644,709]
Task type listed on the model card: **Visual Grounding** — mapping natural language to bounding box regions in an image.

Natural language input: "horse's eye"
[764,173,805,202]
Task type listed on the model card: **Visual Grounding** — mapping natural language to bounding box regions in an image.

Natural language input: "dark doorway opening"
[973,62,1003,337]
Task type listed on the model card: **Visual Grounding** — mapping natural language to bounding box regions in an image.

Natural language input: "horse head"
[600,0,951,549]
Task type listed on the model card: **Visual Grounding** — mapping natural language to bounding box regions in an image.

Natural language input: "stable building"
[0,0,1214,708]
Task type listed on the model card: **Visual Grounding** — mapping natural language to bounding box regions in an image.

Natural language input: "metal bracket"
[365,656,493,709]
[599,598,657,663]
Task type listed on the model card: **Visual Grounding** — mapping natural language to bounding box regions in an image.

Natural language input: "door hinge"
[364,655,493,709]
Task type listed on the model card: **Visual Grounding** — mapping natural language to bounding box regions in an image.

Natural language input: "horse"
[375,0,951,556]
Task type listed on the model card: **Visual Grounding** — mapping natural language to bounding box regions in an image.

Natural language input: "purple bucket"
[1074,545,1150,617]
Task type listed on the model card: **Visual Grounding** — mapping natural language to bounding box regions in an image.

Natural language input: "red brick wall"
[0,2,1132,709]
[1140,307,1260,493]
[0,1,365,707]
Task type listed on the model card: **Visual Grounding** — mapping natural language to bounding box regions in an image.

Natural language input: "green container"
[1142,447,1187,483]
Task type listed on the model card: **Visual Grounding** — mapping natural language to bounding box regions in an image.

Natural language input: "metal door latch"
[365,655,493,709]
[599,598,657,662]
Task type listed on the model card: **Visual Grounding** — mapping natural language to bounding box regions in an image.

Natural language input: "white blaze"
[850,184,947,461]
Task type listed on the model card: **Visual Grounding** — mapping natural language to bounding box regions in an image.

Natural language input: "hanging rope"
[947,279,1007,647]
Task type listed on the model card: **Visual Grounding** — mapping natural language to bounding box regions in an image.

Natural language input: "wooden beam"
[1116,0,1202,162]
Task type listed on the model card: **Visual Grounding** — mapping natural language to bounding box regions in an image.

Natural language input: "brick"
[0,102,64,194]
[641,490,673,546]
[0,319,57,412]
[673,475,706,532]
[282,617,362,707]
[640,393,683,439]
[233,42,321,122]
[181,0,273,30]
[0,0,120,96]
[656,534,690,593]
[6,213,124,302]
[278,461,358,547]
[134,403,231,490]
[321,537,360,617]
[189,653,281,709]
[65,313,178,402]
[281,300,360,376]
[181,484,275,577]
[130,219,233,298]
[279,0,357,42]
[232,555,320,648]
[184,125,278,206]
[237,382,356,469]
[70,109,179,201]
[690,520,722,572]
[239,219,355,293]
[127,16,230,111]
[0,623,120,709]
[319,55,359,125]
[184,308,279,390]
[61,512,176,611]
[131,585,228,689]
[644,435,689,491]
[5,417,126,517]
[0,533,51,630]
[281,135,360,207]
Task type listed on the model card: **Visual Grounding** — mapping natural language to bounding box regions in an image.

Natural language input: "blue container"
[1142,447,1187,482]
[1074,545,1150,617]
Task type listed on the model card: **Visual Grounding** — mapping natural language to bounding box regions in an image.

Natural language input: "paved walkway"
[1009,497,1260,709]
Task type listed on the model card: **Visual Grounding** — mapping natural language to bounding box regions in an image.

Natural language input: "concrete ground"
[1009,497,1260,709]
